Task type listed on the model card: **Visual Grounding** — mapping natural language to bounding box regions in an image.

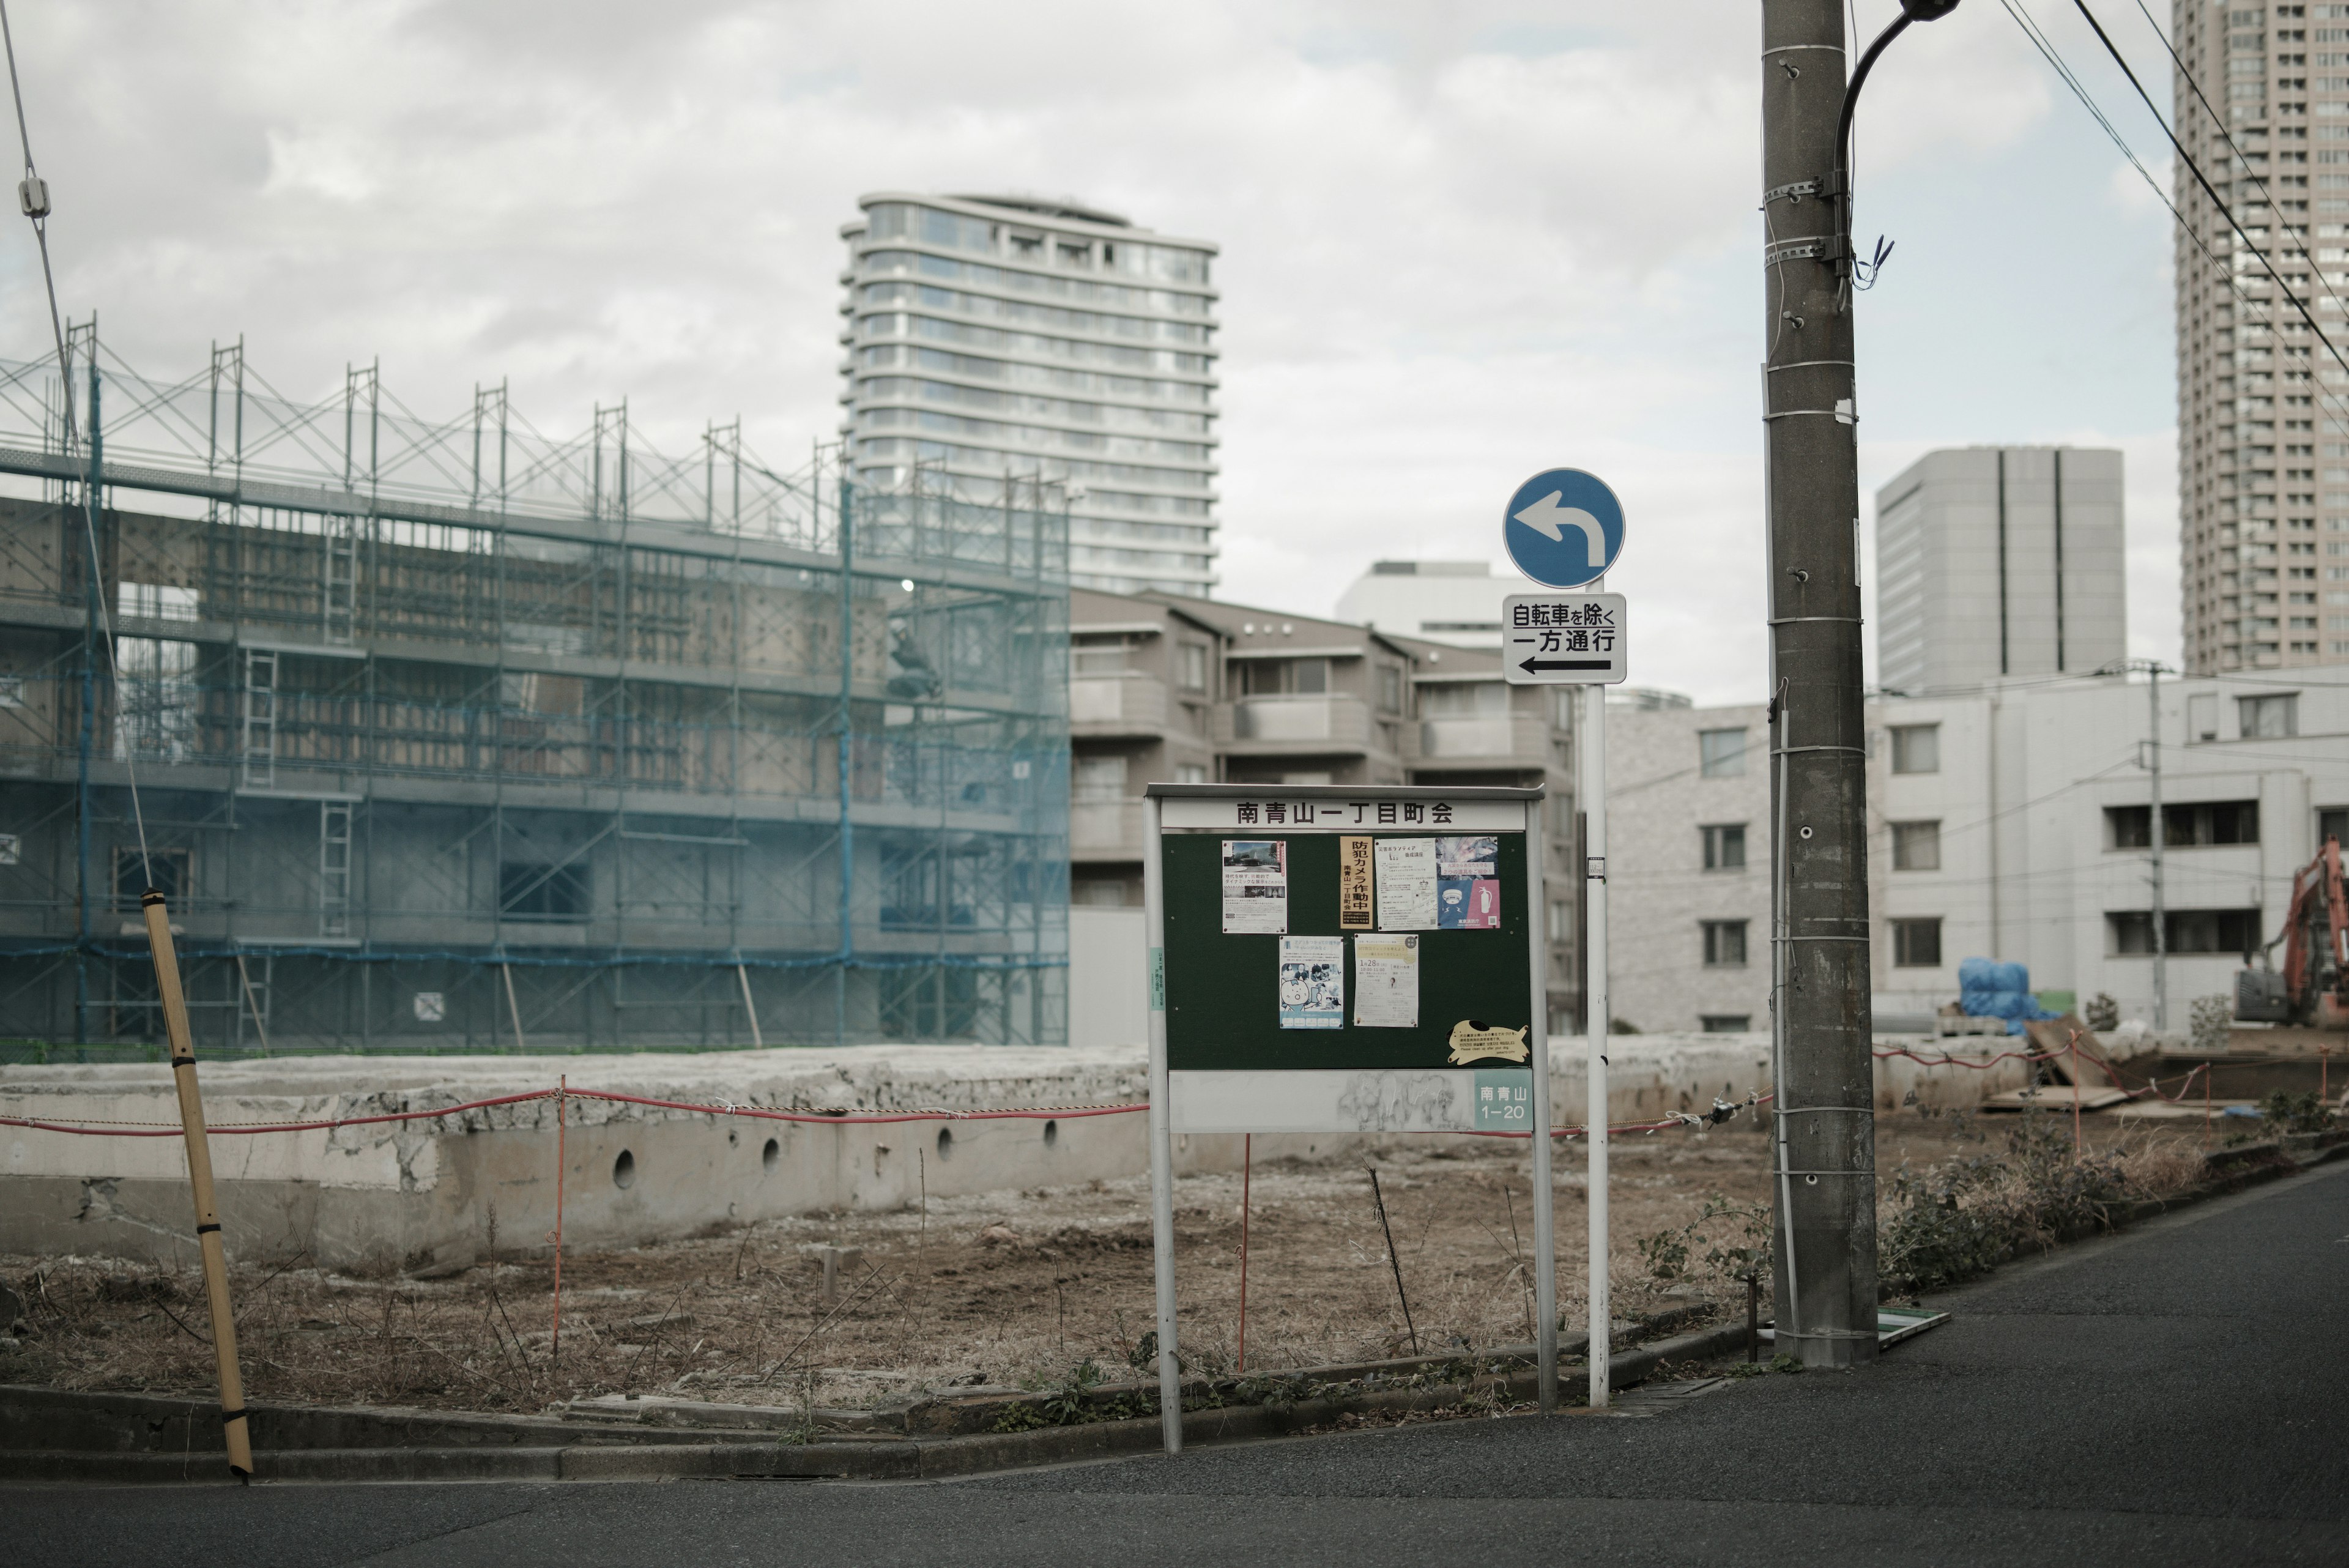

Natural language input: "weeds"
[1879,1113,2204,1293]
[1636,1194,1772,1293]
[2259,1091,2338,1136]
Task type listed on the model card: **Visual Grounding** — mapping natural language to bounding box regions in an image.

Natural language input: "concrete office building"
[840,193,1220,598]
[2168,2,2349,672]
[1874,447,2126,694]
[1603,671,2349,1034]
[1333,560,1542,652]
[1063,587,1582,1041]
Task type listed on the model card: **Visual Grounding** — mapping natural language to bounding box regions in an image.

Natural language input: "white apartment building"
[1334,560,1543,652]
[2169,2,2349,673]
[1605,670,2349,1033]
[1604,695,1773,1035]
[1876,447,2126,693]
[839,193,1219,596]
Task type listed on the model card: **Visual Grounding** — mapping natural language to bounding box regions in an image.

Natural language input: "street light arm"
[1832,2,1962,265]
[1835,12,1914,185]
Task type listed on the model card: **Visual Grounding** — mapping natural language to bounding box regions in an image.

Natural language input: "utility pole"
[1759,0,1885,1369]
[2149,663,2165,1031]
[2102,657,2171,1030]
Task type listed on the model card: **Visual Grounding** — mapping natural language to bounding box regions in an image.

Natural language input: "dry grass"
[0,1112,2217,1416]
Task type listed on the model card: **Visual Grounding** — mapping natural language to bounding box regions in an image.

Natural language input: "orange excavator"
[2236,837,2349,1030]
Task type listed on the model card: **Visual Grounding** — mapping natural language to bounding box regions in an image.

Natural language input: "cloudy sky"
[0,0,2186,702]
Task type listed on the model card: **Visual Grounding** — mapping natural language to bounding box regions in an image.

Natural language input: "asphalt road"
[17,1159,2349,1568]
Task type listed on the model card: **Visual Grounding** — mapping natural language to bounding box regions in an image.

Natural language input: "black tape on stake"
[196,1222,221,1235]
[219,1407,247,1424]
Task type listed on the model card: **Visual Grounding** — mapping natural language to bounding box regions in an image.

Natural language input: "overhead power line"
[1999,0,2349,437]
[2067,0,2349,385]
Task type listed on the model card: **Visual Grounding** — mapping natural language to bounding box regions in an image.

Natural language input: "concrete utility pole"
[2102,657,2171,1029]
[1759,0,1884,1369]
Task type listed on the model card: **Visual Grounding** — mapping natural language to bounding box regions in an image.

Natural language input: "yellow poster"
[1338,834,1374,931]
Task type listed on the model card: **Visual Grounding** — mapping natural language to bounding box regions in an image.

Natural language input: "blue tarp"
[1957,957,2061,1036]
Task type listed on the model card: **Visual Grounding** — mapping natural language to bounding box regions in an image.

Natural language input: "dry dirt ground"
[0,1111,2214,1417]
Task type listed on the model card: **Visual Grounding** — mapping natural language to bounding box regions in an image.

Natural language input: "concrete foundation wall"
[1,1034,2028,1269]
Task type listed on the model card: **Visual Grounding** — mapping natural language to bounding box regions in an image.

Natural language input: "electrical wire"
[2068,0,2349,386]
[2128,0,2349,336]
[0,0,150,886]
[2002,0,2349,437]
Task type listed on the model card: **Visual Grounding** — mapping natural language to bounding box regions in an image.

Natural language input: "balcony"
[1071,798,1147,861]
[1408,715,1552,770]
[1071,675,1168,733]
[1216,695,1372,752]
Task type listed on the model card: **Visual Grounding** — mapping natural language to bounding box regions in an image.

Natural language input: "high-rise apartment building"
[839,193,1219,596]
[2171,2,2349,672]
[1874,447,2126,694]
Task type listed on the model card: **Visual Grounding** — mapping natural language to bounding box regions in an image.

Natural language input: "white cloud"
[0,0,2176,704]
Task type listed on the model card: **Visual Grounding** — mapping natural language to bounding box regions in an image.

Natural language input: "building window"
[2108,908,2263,956]
[115,846,190,912]
[1890,724,1940,775]
[1699,1014,1751,1033]
[1702,919,1748,967]
[1241,658,1329,697]
[1175,763,1209,786]
[1698,728,1748,778]
[2110,800,2261,849]
[1422,681,1507,716]
[2189,691,2218,743]
[1701,823,1747,871]
[1548,898,1572,942]
[2238,693,2298,738]
[1891,820,1942,871]
[1891,917,1942,968]
[1073,755,1126,803]
[1178,642,1208,693]
[1071,640,1129,677]
[500,861,590,921]
[2322,807,2348,847]
[1378,664,1403,714]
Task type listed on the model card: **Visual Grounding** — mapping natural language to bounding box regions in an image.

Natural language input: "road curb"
[1,1317,1762,1485]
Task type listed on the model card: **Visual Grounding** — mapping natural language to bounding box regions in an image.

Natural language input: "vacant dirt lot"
[1,1110,2211,1416]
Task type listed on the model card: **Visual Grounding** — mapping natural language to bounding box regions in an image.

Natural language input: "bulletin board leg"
[1144,795,1182,1455]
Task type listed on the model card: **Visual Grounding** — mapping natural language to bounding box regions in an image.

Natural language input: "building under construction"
[0,329,1071,1055]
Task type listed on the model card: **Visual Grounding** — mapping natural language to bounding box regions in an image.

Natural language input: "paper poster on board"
[1338,834,1375,931]
[1374,838,1437,930]
[1438,877,1501,929]
[1436,836,1498,877]
[1352,934,1419,1028]
[1278,936,1345,1028]
[1221,839,1288,934]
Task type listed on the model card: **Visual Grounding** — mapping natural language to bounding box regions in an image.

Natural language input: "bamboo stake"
[1367,1165,1417,1356]
[1237,1134,1251,1373]
[144,891,253,1479]
[737,962,763,1048]
[232,953,269,1054]
[502,961,527,1052]
[549,1074,566,1361]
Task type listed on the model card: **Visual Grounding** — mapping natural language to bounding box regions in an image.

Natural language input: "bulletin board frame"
[1138,783,1557,1450]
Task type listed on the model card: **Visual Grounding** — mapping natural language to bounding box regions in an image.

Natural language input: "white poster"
[1374,838,1438,930]
[1353,934,1419,1028]
[1221,839,1288,934]
[1278,936,1345,1029]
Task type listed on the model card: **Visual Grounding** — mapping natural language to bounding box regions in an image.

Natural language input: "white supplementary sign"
[1159,798,1528,832]
[1501,592,1627,686]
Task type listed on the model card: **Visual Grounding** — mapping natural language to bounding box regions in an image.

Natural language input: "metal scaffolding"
[0,326,1071,1057]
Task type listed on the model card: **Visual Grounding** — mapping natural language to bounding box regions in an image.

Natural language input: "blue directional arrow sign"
[1502,467,1625,589]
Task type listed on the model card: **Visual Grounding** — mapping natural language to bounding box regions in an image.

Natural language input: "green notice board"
[1161,831,1534,1071]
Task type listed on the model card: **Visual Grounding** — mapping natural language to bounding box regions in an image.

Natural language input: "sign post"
[1502,466,1627,1410]
[1143,784,1553,1443]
